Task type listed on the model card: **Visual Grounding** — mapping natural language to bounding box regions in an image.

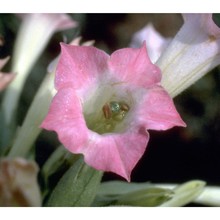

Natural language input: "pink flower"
[41,42,186,181]
[0,57,15,91]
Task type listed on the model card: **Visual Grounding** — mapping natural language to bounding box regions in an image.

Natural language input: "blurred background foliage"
[0,14,220,186]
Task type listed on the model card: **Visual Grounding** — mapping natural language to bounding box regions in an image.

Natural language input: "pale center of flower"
[84,100,130,134]
[82,80,135,134]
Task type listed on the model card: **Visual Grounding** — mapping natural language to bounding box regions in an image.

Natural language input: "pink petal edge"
[55,43,109,91]
[136,85,186,130]
[41,87,89,153]
[83,128,149,181]
[109,42,162,88]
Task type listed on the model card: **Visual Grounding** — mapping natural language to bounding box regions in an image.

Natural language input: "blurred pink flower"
[130,23,171,63]
[0,57,15,91]
[41,43,185,181]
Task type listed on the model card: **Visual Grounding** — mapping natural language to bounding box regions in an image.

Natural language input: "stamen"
[102,101,130,120]
[102,104,112,119]
[86,100,130,134]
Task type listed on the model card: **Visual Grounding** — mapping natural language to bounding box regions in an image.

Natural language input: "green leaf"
[159,180,206,207]
[40,146,78,199]
[0,109,16,156]
[45,156,103,207]
[41,146,75,186]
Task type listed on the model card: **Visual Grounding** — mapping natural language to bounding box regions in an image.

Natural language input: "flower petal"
[55,43,109,91]
[135,85,186,130]
[130,23,171,63]
[183,14,220,37]
[41,87,151,181]
[0,73,15,92]
[109,42,161,87]
[157,13,220,98]
[41,87,89,152]
[0,56,10,70]
[83,128,149,181]
[17,13,77,33]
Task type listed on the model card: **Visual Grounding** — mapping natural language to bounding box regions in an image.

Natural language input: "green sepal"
[93,181,173,207]
[115,187,173,206]
[159,180,206,207]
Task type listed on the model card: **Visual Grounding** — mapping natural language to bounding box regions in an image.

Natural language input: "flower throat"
[85,101,130,134]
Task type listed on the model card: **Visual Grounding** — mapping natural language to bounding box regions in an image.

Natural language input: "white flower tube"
[2,14,77,125]
[157,14,220,98]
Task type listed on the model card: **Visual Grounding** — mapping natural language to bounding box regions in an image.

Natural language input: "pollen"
[208,35,216,42]
[110,101,120,113]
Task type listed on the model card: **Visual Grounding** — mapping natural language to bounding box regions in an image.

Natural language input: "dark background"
[1,14,220,186]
